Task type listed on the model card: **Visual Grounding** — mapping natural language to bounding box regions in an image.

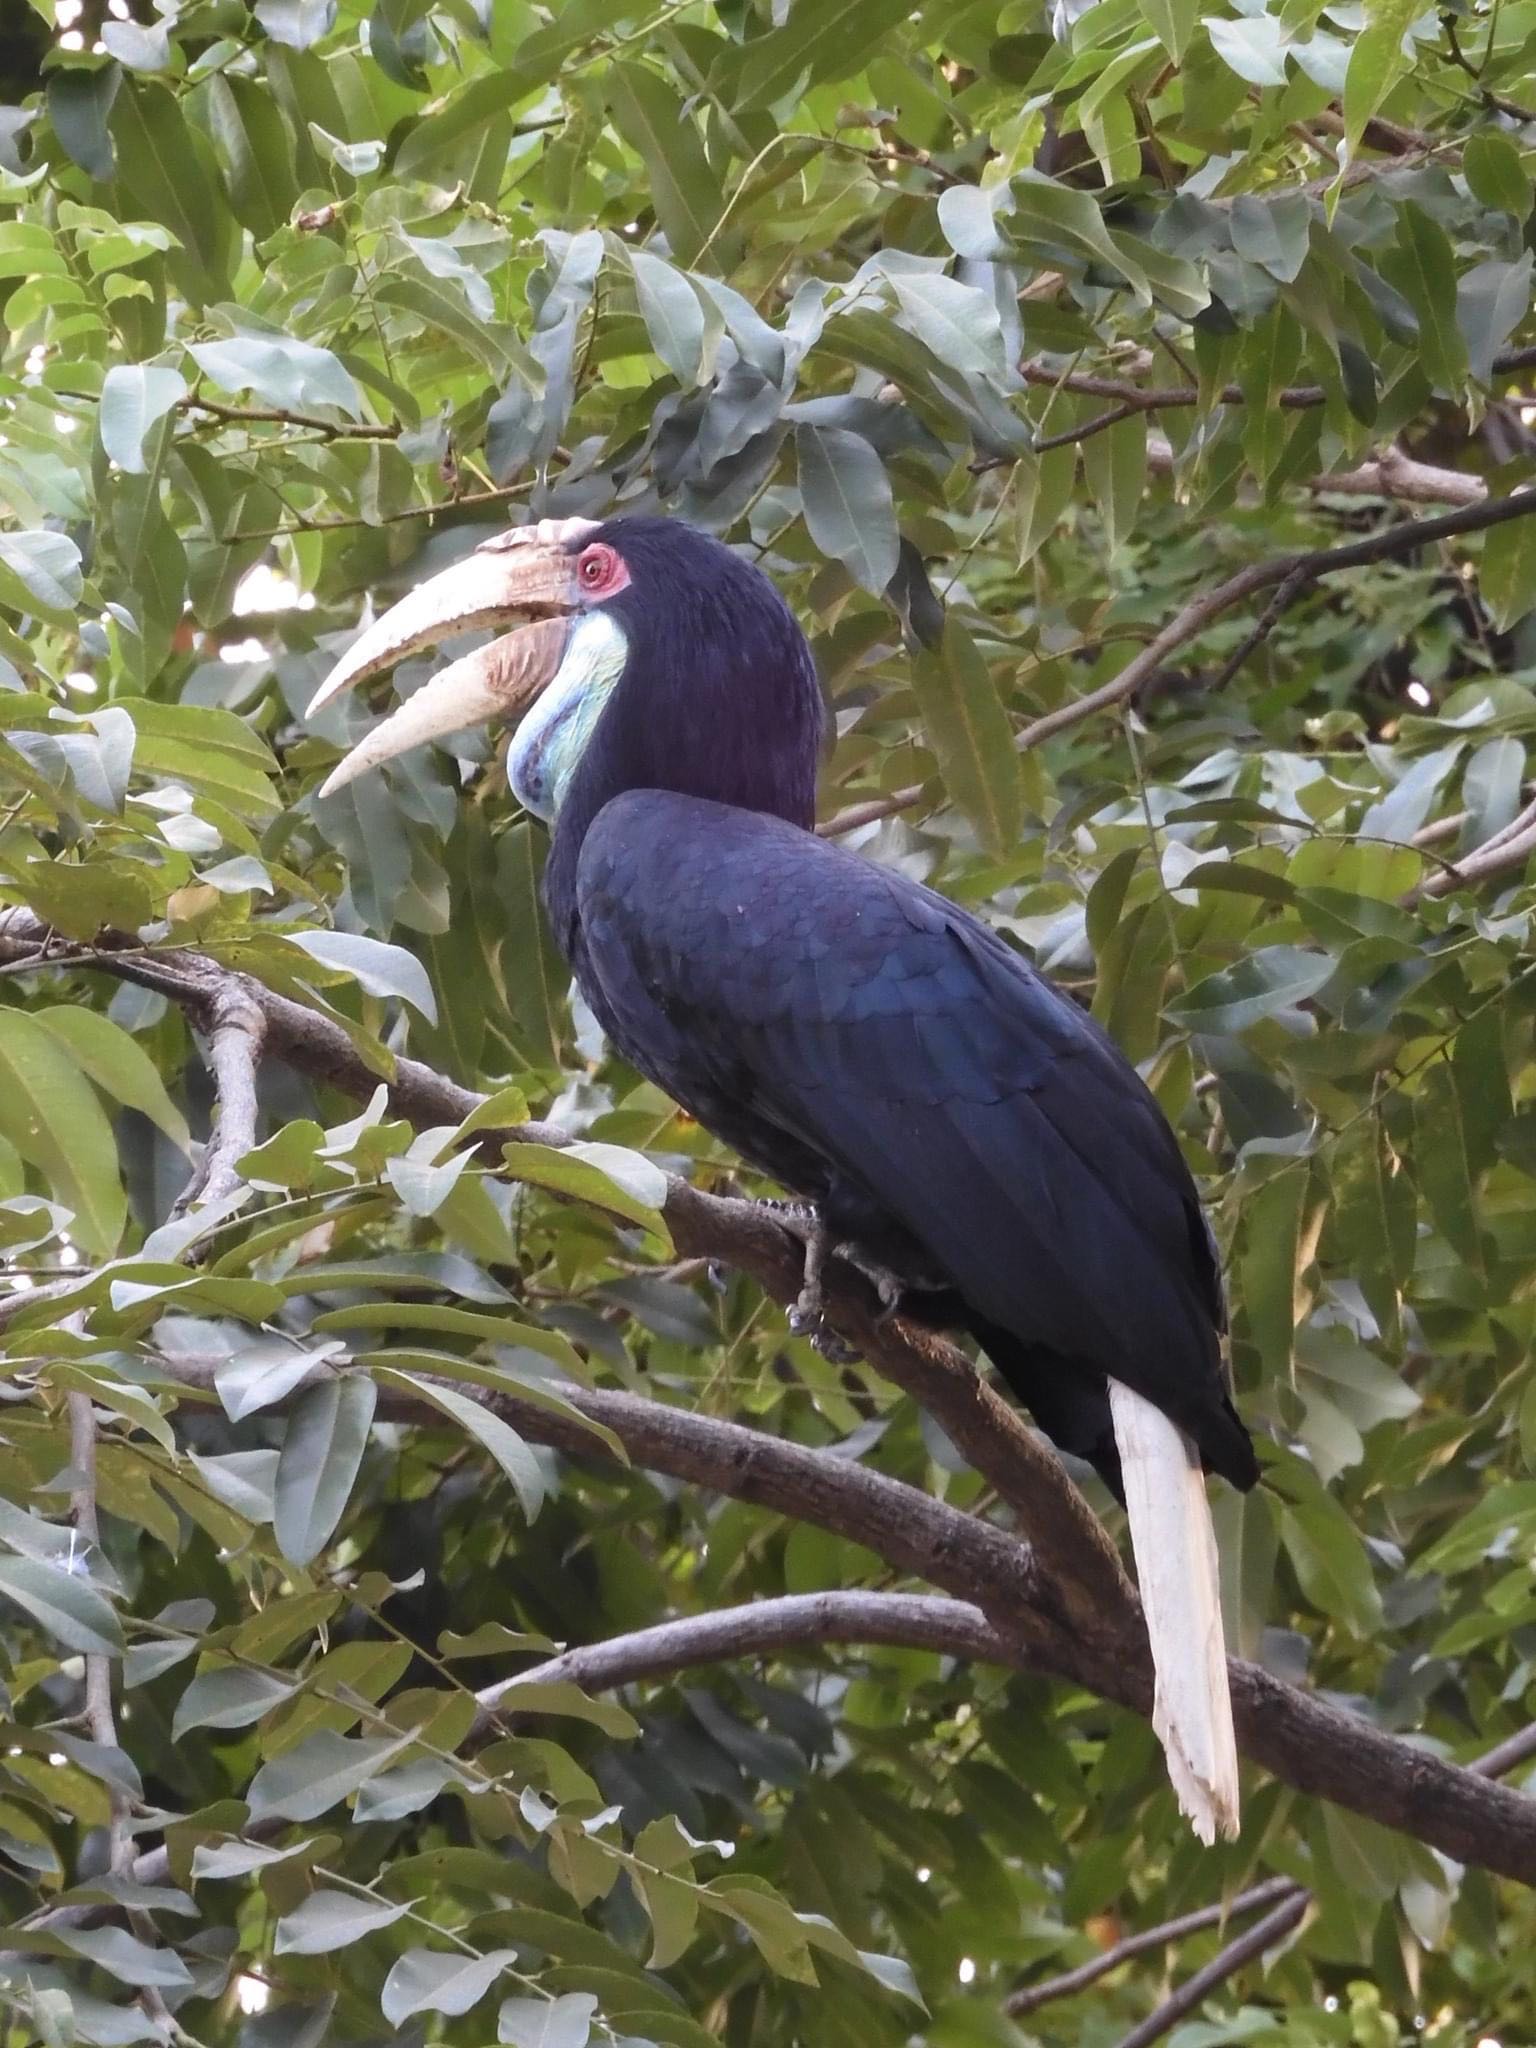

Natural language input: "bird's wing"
[577,792,1246,1844]
[575,793,1243,1470]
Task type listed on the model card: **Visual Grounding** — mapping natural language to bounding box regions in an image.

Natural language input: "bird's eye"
[579,546,614,587]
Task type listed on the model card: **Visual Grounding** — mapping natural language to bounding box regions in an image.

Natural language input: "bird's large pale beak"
[308,519,599,798]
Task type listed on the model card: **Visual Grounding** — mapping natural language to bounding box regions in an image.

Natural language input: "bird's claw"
[788,1296,863,1365]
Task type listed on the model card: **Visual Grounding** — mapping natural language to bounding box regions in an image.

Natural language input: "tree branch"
[182,396,398,440]
[169,983,266,1220]
[476,1590,1012,1727]
[1029,1720,1536,2035]
[1020,345,1536,415]
[1414,791,1536,900]
[1112,1891,1310,2048]
[1012,487,1536,755]
[5,927,1536,1880]
[66,1389,128,1878]
[1004,1877,1300,2018]
[125,1347,1536,1885]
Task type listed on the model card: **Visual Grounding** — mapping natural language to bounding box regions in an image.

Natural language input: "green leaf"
[498,1992,597,2048]
[1480,504,1536,632]
[1164,945,1334,1034]
[910,615,1022,859]
[1383,203,1467,395]
[1081,411,1146,555]
[374,1368,546,1521]
[55,1924,193,1991]
[49,67,120,180]
[1464,130,1532,218]
[275,1888,412,1955]
[794,423,899,595]
[247,1727,418,1823]
[1279,1495,1382,1635]
[111,79,231,301]
[203,74,299,243]
[273,1373,378,1567]
[886,271,1005,379]
[607,65,718,268]
[1239,1168,1312,1379]
[285,928,439,1022]
[500,1140,670,1244]
[1136,0,1197,62]
[734,0,917,111]
[31,1006,190,1150]
[382,1947,518,2026]
[0,1556,124,1657]
[98,363,186,474]
[217,1337,340,1423]
[1342,22,1407,156]
[172,1665,296,1738]
[0,1010,125,1255]
[0,530,83,623]
[189,335,362,418]
[627,249,717,387]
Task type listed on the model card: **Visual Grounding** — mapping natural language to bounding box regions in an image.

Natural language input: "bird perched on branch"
[310,513,1259,1842]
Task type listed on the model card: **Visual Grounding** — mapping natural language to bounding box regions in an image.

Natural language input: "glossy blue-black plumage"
[540,518,1256,1497]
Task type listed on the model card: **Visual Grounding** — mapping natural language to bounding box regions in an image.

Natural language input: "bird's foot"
[788,1296,863,1365]
[768,1201,866,1363]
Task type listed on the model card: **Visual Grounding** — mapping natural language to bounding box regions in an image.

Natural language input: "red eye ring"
[579,545,613,586]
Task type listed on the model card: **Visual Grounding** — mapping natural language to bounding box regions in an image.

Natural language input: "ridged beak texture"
[308,517,600,798]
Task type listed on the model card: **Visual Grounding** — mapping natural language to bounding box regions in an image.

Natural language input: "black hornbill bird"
[311,514,1259,1841]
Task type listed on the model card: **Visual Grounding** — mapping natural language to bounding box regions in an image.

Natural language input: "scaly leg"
[756,1198,863,1363]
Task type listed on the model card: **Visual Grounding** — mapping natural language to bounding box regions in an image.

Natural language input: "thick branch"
[477,1591,1012,1725]
[1415,790,1536,900]
[6,925,1536,1880]
[126,1347,1536,1886]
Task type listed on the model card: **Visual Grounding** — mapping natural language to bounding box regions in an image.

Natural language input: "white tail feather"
[1107,1380,1240,1844]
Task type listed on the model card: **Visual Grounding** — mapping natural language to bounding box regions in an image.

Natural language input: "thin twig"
[1111,1893,1310,2048]
[1005,1876,1299,2017]
[1013,487,1536,755]
[66,1388,128,1873]
[182,397,398,440]
[1204,566,1312,694]
[1095,1719,1536,2044]
[218,477,536,544]
[1019,343,1536,416]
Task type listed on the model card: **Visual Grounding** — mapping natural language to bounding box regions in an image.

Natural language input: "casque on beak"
[308,518,601,799]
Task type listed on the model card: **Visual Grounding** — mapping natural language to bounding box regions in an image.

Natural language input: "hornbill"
[310,514,1259,1842]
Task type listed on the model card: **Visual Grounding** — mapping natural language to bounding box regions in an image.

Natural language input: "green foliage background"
[0,0,1534,2040]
